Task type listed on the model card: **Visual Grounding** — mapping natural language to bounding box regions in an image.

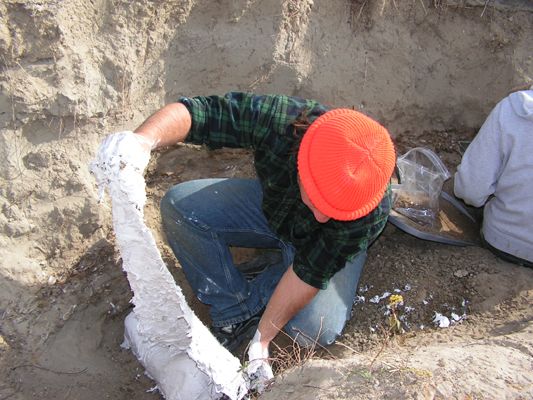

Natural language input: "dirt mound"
[1,1,532,399]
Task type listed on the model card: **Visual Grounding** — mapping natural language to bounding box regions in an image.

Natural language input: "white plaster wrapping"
[90,133,248,400]
[246,330,274,393]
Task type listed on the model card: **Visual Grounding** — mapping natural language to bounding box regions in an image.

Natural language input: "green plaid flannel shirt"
[179,92,391,289]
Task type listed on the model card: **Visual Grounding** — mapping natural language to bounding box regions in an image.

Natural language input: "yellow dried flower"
[388,294,404,334]
[389,294,404,308]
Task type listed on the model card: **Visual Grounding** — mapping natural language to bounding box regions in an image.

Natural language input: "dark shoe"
[211,313,262,352]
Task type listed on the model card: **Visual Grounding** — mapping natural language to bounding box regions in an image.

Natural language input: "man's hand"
[96,131,155,170]
[90,131,155,202]
[246,330,274,393]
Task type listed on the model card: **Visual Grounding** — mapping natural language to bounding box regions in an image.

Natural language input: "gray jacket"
[454,87,533,262]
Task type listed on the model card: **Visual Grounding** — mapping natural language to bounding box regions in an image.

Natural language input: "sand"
[1,1,533,399]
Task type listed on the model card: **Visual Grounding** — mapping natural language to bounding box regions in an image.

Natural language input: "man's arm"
[134,102,192,149]
[257,266,319,347]
[454,101,503,207]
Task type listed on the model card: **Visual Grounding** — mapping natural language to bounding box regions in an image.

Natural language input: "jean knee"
[315,330,341,347]
[298,329,340,348]
[285,315,345,348]
[160,190,178,226]
[160,183,195,221]
[160,187,193,234]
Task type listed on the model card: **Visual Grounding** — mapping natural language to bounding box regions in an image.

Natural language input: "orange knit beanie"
[297,108,395,221]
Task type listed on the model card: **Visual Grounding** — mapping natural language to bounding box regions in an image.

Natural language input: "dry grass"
[266,320,338,376]
[252,310,406,379]
[270,332,318,375]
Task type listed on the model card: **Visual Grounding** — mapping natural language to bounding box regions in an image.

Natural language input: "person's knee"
[285,315,345,348]
[160,186,192,234]
[161,182,188,208]
[317,330,341,347]
[160,183,193,220]
[300,329,340,348]
[160,189,177,224]
[161,184,215,237]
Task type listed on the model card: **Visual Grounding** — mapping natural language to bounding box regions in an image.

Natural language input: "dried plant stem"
[11,363,88,375]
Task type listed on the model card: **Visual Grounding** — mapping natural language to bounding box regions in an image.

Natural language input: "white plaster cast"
[91,134,248,400]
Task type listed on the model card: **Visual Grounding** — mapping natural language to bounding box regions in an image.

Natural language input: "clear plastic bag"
[393,147,450,226]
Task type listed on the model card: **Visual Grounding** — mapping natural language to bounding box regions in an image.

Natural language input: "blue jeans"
[160,178,366,347]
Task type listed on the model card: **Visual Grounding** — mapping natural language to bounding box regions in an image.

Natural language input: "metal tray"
[388,191,480,247]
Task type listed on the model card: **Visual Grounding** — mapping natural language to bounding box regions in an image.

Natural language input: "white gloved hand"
[90,131,155,203]
[246,330,274,394]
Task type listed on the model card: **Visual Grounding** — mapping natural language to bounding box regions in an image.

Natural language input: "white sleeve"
[454,101,504,207]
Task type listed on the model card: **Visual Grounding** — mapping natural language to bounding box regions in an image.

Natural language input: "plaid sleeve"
[179,92,328,150]
[292,233,348,290]
[179,92,281,149]
[292,187,392,289]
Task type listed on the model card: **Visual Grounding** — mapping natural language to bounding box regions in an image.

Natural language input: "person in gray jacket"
[454,85,533,268]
